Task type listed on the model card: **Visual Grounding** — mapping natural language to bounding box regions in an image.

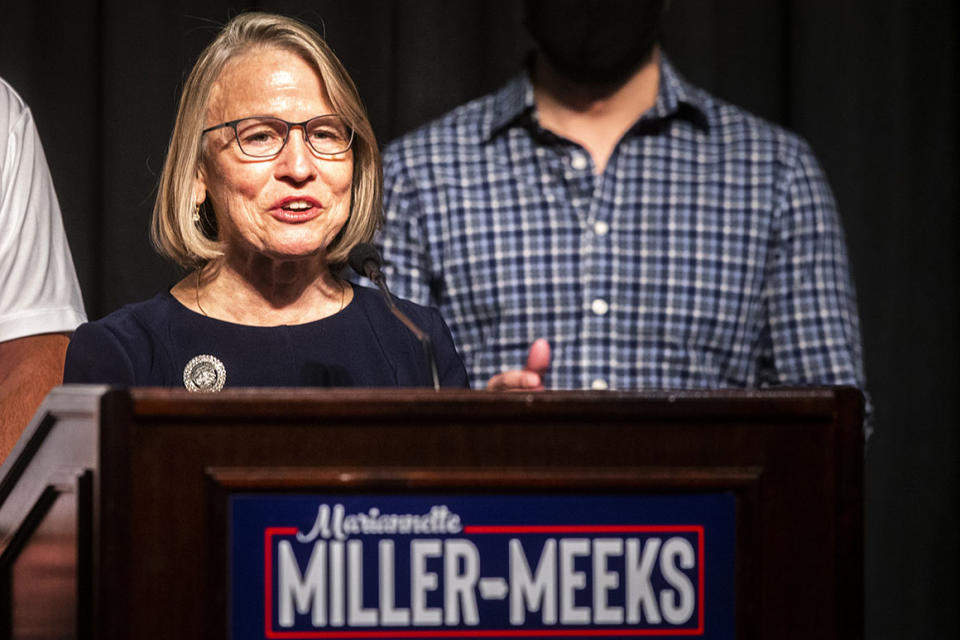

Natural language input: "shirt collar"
[648,55,710,129]
[485,54,710,141]
[487,72,535,140]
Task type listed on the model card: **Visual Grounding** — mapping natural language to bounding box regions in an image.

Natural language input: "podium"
[0,386,863,639]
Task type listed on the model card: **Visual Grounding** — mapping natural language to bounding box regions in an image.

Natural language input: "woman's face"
[197,47,353,263]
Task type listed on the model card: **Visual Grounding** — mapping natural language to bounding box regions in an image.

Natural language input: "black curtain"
[2,1,957,636]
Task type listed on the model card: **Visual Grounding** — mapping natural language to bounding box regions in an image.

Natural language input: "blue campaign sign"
[230,493,735,639]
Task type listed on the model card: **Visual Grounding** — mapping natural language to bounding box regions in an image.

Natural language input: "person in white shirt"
[0,76,86,461]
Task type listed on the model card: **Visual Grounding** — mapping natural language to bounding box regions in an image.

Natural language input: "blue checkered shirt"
[376,58,867,416]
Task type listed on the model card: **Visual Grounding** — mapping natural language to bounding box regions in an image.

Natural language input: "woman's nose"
[274,127,316,181]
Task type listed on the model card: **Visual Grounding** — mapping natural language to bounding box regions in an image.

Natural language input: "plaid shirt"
[377,58,867,411]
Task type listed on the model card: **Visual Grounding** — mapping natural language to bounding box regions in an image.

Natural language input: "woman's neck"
[172,251,351,326]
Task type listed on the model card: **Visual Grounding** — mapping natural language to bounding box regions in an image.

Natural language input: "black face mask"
[523,0,667,86]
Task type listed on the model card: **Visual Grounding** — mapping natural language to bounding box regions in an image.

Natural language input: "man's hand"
[486,338,551,391]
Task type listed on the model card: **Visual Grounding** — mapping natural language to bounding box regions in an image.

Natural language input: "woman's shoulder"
[350,284,439,323]
[348,285,454,344]
[64,291,186,385]
[79,291,185,337]
[348,284,468,388]
[69,290,196,361]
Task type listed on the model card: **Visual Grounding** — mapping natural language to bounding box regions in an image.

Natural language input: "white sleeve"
[0,80,86,341]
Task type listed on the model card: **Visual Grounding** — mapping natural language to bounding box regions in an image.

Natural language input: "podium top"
[120,385,863,421]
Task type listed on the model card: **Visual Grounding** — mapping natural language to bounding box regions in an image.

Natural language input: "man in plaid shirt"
[375,1,868,424]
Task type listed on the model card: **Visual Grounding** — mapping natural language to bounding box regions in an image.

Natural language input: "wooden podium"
[0,386,863,639]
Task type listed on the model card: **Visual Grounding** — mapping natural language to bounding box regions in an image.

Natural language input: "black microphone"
[348,242,385,285]
[348,243,441,390]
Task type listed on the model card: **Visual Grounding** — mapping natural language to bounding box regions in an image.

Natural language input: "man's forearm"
[0,333,70,463]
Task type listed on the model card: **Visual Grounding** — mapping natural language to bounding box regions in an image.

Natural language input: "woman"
[64,13,467,390]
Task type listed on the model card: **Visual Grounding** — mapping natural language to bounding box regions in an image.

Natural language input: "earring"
[193,205,201,224]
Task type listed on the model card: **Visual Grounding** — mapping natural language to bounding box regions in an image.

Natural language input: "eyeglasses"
[201,114,354,158]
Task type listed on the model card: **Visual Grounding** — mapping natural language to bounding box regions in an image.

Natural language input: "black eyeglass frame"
[201,114,355,158]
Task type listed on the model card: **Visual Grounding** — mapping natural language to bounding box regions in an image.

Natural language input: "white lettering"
[378,540,410,626]
[298,504,463,541]
[343,515,361,536]
[592,538,623,624]
[559,539,590,624]
[411,539,442,625]
[444,539,480,625]
[296,505,329,543]
[277,540,326,627]
[660,537,695,624]
[329,541,345,626]
[509,538,557,625]
[347,540,377,626]
[626,537,662,624]
[277,526,698,630]
[331,504,345,540]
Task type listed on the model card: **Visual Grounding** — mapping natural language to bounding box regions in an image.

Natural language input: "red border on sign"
[263,525,706,639]
[266,527,300,638]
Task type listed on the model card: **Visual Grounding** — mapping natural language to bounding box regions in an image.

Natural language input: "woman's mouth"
[271,197,323,222]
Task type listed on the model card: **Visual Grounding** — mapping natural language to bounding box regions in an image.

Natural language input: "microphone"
[348,243,441,390]
[348,242,385,285]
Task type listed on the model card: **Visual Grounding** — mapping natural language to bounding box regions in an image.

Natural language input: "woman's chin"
[255,242,327,263]
[263,226,342,260]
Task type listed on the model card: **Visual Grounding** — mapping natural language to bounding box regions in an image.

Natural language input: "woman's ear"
[193,170,207,206]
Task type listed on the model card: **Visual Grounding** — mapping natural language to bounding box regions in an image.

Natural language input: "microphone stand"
[366,270,441,391]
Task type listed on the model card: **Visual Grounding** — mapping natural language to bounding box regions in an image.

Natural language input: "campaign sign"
[230,493,735,639]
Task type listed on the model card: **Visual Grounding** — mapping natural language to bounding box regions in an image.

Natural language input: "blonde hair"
[151,12,382,271]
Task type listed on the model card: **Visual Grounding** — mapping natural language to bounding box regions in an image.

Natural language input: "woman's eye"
[243,130,279,144]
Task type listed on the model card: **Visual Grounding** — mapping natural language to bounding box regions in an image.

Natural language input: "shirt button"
[594,221,609,236]
[591,378,609,390]
[591,298,609,315]
[570,153,588,170]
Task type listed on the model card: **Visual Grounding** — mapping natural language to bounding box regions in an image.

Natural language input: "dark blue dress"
[63,285,468,389]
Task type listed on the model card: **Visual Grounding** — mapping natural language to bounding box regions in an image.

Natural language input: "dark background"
[1,0,956,636]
